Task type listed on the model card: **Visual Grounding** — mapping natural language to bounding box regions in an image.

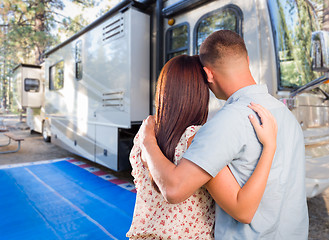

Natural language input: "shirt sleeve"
[183,106,246,177]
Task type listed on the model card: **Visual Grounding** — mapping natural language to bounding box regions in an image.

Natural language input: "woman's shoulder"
[182,125,202,141]
[174,125,202,164]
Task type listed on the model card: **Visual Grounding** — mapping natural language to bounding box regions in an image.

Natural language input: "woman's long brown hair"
[154,54,209,170]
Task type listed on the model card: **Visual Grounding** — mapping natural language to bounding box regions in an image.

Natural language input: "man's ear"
[203,66,214,83]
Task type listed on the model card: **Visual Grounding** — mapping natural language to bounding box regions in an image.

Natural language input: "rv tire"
[30,130,38,135]
[42,122,51,142]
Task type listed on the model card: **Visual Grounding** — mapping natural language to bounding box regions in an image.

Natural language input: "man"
[140,30,308,239]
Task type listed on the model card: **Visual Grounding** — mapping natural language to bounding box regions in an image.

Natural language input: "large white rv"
[14,0,329,197]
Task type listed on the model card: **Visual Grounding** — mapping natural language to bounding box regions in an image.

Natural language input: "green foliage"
[0,0,113,110]
[57,14,89,40]
[274,0,324,88]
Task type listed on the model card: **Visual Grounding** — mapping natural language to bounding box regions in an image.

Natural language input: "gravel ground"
[308,189,329,239]
[0,115,328,239]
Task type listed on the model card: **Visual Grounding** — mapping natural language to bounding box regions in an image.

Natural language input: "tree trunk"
[34,0,46,65]
[1,24,8,109]
[324,0,329,31]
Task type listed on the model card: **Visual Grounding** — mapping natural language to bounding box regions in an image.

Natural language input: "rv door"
[162,0,246,116]
[268,0,329,197]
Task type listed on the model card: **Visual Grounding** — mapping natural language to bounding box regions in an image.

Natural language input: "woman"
[126,55,277,239]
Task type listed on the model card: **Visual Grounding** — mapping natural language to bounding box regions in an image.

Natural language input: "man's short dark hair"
[199,30,248,67]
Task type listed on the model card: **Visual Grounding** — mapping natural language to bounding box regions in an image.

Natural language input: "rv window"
[268,0,323,89]
[166,23,189,60]
[49,61,64,90]
[195,6,243,54]
[75,40,82,80]
[24,78,40,92]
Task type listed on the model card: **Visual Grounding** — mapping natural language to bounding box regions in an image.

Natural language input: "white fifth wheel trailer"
[12,64,47,134]
[14,0,329,197]
[12,64,43,110]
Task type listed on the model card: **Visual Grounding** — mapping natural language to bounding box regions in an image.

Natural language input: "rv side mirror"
[311,31,329,72]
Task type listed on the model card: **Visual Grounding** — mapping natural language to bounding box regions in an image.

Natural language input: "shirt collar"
[225,84,269,105]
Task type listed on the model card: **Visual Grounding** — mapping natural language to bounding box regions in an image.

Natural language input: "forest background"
[0,0,122,112]
[1,0,329,112]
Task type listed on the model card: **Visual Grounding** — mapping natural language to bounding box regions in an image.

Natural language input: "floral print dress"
[127,126,215,240]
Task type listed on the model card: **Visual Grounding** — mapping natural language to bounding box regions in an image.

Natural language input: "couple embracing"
[127,30,308,240]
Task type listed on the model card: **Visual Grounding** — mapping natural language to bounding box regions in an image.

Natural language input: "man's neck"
[223,75,256,100]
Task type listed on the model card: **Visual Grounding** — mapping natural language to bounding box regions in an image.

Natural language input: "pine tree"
[0,0,98,109]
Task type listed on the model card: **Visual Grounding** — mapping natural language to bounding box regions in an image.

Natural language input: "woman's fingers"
[248,114,261,133]
[248,102,269,121]
[248,102,277,125]
[248,102,277,146]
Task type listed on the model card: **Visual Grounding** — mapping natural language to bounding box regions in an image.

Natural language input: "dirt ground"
[0,116,328,239]
[0,116,133,181]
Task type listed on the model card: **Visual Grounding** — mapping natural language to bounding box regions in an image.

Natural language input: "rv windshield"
[268,0,324,89]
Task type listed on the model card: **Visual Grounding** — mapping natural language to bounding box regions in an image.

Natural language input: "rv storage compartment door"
[95,125,119,171]
[95,126,134,171]
[94,7,150,128]
[94,7,150,171]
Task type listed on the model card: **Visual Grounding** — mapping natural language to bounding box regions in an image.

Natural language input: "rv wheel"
[30,130,38,135]
[42,122,51,142]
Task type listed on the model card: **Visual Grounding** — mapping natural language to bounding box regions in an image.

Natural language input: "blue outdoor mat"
[0,160,136,240]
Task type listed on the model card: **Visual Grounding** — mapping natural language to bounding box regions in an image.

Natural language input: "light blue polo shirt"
[184,84,309,239]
